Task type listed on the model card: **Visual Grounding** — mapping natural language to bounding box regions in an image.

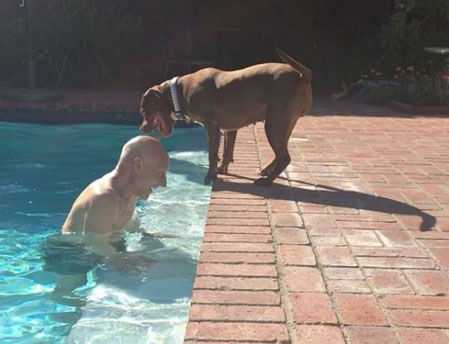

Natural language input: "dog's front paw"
[254,177,273,187]
[204,172,217,185]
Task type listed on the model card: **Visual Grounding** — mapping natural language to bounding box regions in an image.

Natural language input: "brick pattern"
[186,116,449,343]
[185,128,291,343]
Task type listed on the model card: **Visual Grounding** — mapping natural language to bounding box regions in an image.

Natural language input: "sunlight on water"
[0,122,211,343]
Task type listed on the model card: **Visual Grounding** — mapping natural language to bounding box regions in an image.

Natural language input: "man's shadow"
[215,175,436,231]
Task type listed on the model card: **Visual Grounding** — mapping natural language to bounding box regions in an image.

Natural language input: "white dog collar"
[170,76,185,121]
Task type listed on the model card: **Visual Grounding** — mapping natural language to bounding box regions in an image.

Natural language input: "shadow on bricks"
[213,178,436,232]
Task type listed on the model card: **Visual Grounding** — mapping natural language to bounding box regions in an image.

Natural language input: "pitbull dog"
[140,48,312,186]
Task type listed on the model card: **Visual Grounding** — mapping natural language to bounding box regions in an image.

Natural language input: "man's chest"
[111,201,136,232]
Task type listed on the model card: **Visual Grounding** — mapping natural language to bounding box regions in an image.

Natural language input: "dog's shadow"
[215,175,436,231]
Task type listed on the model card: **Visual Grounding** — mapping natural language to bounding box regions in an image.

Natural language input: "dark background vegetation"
[0,0,448,90]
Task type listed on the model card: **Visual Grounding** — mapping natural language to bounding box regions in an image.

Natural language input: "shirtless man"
[42,135,169,295]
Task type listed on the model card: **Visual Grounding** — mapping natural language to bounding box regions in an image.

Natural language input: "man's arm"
[82,197,121,257]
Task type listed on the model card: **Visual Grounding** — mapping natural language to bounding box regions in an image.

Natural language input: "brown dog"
[140,48,312,186]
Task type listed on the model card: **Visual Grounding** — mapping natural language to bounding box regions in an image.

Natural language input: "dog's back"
[184,51,312,123]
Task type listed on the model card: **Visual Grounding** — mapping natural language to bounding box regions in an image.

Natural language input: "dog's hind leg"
[255,116,297,186]
[218,130,237,174]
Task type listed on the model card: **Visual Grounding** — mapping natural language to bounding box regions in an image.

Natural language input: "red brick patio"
[185,113,449,343]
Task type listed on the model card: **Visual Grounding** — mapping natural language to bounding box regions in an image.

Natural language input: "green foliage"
[380,0,449,67]
[37,0,149,87]
[0,5,27,86]
[3,0,447,91]
[0,1,395,89]
[351,0,449,106]
[363,83,407,104]
[1,0,149,87]
[360,65,449,106]
[364,79,449,106]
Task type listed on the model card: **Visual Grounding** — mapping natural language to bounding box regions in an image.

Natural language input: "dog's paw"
[258,168,269,176]
[258,164,274,177]
[217,164,229,175]
[254,177,273,187]
[204,173,217,185]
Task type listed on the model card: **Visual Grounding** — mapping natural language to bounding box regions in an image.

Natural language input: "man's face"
[137,155,169,200]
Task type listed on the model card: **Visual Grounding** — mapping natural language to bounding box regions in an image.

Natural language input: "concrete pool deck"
[2,90,449,343]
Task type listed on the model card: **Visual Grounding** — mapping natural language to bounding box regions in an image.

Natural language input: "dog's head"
[140,86,176,138]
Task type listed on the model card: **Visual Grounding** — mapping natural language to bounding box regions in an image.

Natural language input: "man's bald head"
[117,135,168,170]
[113,136,169,199]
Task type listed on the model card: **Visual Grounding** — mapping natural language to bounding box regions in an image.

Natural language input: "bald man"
[42,136,169,295]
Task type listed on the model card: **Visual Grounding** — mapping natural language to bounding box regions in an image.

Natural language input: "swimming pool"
[0,122,211,343]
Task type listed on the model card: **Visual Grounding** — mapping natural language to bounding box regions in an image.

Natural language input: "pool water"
[0,122,211,343]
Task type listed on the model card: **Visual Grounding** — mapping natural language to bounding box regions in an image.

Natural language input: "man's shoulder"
[74,180,118,211]
[78,187,119,229]
[87,188,119,211]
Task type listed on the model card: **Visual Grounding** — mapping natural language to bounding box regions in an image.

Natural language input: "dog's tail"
[276,47,312,82]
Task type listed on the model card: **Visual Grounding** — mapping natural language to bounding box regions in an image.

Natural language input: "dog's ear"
[142,86,163,109]
[143,86,162,101]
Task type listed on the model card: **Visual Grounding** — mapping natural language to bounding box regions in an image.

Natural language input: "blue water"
[0,122,211,343]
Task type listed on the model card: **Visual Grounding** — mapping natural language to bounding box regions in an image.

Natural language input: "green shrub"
[363,83,406,104]
[1,0,150,88]
[380,0,449,69]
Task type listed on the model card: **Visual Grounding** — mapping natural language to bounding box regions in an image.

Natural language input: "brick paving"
[185,114,449,343]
